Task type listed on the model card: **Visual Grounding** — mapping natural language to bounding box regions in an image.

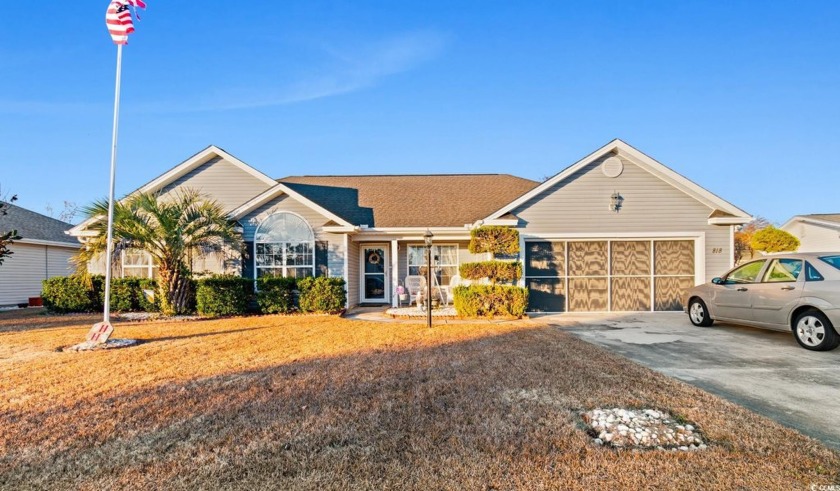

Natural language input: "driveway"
[536,312,840,450]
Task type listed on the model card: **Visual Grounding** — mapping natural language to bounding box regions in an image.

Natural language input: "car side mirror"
[711,277,723,285]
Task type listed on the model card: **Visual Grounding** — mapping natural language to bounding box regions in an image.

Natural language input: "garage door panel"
[525,241,565,277]
[568,241,607,276]
[655,276,694,311]
[611,241,651,275]
[568,278,608,312]
[611,277,651,311]
[527,278,566,312]
[655,241,694,276]
[526,239,696,313]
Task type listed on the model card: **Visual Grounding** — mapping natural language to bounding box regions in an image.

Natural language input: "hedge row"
[196,276,346,316]
[43,274,347,317]
[42,276,159,314]
[459,261,521,283]
[452,285,528,318]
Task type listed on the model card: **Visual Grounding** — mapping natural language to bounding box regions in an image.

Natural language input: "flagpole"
[103,43,124,325]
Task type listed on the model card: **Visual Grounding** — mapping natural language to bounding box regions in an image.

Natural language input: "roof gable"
[68,146,277,237]
[781,214,840,231]
[485,139,751,223]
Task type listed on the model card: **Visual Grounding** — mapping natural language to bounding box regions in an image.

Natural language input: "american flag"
[106,0,146,45]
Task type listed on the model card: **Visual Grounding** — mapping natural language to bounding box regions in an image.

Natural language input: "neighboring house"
[68,139,751,312]
[780,214,840,252]
[0,202,79,306]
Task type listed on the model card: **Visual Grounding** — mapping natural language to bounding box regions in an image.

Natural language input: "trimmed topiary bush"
[298,277,346,314]
[459,261,522,284]
[468,226,520,255]
[257,276,297,314]
[195,274,253,317]
[42,276,96,313]
[453,285,528,318]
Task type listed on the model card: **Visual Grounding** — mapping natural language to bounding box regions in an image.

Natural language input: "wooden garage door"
[525,239,695,312]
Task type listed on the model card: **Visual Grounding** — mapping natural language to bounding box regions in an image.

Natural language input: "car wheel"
[688,298,713,327]
[793,310,840,351]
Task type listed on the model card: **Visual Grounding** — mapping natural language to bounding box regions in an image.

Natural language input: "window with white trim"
[121,249,158,279]
[407,244,458,286]
[255,212,315,279]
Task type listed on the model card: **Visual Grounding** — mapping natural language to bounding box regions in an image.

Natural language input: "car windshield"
[819,255,840,271]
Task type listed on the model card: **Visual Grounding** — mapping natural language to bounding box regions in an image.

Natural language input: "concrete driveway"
[535,312,840,450]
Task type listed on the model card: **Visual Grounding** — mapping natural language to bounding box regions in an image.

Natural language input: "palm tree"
[77,189,242,315]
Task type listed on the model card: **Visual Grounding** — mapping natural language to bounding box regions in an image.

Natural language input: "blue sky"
[1,1,838,224]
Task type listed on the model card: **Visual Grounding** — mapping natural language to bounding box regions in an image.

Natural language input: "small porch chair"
[404,275,426,306]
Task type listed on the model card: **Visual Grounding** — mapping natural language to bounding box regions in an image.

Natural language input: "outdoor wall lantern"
[610,191,624,212]
[424,229,434,328]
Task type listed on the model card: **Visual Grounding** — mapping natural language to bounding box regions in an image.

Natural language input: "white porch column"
[343,234,350,309]
[391,239,399,307]
[518,232,526,287]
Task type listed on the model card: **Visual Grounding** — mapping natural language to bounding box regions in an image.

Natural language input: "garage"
[525,239,695,312]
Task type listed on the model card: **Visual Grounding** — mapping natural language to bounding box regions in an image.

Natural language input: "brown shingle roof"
[802,214,840,224]
[277,174,539,228]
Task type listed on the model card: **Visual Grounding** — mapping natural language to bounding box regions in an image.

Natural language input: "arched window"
[254,212,315,279]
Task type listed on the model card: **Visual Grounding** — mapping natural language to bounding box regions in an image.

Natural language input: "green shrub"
[459,261,522,284]
[42,276,96,313]
[453,285,528,318]
[195,275,253,317]
[298,277,346,314]
[257,276,297,314]
[468,226,520,255]
[43,275,163,314]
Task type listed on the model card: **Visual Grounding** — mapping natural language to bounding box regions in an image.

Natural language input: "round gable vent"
[602,156,624,178]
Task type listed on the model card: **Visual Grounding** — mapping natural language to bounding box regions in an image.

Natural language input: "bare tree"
[733,217,771,265]
[0,187,21,266]
[45,200,80,224]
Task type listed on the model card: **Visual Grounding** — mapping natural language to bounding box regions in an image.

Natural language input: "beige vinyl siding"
[786,222,840,253]
[514,156,732,282]
[0,243,78,306]
[159,157,272,213]
[241,193,347,280]
[347,240,360,307]
[324,233,346,278]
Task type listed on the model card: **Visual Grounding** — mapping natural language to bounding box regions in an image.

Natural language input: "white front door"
[360,245,390,304]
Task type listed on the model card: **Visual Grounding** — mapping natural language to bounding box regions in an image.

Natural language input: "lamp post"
[424,229,434,328]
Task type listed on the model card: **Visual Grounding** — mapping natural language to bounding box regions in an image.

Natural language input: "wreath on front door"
[368,251,381,265]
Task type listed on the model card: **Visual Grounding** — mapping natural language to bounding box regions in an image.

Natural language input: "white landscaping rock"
[582,408,707,451]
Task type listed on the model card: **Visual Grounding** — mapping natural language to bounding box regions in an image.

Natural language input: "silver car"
[685,253,840,351]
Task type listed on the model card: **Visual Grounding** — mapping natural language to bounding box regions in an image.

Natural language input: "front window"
[724,260,765,284]
[408,244,458,286]
[121,249,158,279]
[762,259,802,283]
[255,212,314,279]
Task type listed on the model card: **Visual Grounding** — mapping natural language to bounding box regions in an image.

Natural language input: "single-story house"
[780,214,840,252]
[68,139,752,312]
[0,202,79,307]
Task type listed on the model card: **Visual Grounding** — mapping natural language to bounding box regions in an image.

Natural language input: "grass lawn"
[1,308,838,490]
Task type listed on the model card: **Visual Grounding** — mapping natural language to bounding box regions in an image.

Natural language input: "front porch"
[347,235,485,309]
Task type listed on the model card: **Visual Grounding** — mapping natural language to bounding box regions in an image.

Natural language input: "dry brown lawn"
[1,308,838,490]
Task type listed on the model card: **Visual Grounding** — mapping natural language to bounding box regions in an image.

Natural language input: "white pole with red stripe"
[103,43,123,325]
[87,42,123,345]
